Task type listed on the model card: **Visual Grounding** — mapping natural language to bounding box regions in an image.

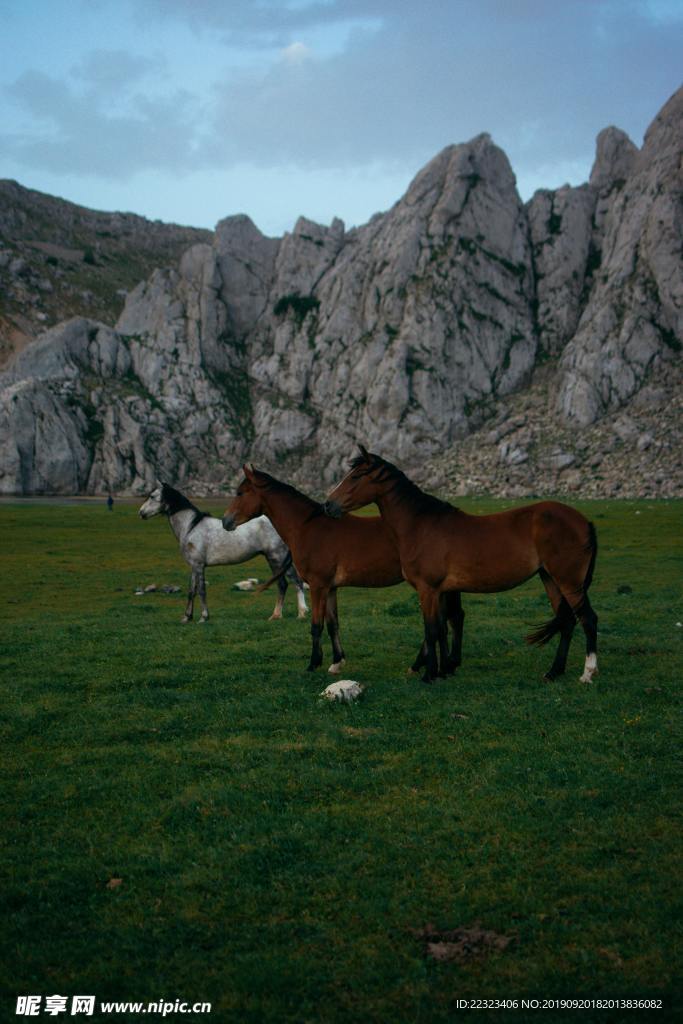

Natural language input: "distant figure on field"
[106,494,114,511]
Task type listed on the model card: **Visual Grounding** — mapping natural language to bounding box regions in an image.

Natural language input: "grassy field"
[1,497,681,1023]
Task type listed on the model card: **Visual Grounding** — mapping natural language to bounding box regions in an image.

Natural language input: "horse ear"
[243,463,255,482]
[358,444,370,461]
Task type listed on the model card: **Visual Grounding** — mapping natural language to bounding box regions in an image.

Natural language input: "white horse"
[139,483,308,623]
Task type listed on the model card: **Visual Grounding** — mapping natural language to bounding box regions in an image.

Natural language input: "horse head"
[323,444,386,517]
[222,464,265,531]
[139,483,167,519]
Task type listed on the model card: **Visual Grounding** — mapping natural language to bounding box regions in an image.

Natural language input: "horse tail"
[284,558,305,589]
[525,601,574,646]
[526,520,598,645]
[255,550,293,593]
[582,521,598,593]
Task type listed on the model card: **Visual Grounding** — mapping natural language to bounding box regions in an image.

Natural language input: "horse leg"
[536,569,576,681]
[542,561,598,683]
[409,640,427,675]
[283,558,308,618]
[265,557,286,620]
[410,621,448,676]
[197,568,209,622]
[537,523,598,683]
[325,590,346,674]
[553,586,598,683]
[575,595,598,683]
[436,595,450,677]
[417,586,441,684]
[181,570,197,623]
[441,591,464,675]
[294,570,309,619]
[306,586,327,672]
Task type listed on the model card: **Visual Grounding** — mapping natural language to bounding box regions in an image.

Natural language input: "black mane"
[250,469,324,516]
[352,453,456,515]
[161,483,211,528]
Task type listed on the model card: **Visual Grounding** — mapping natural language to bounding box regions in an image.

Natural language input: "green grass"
[1,499,681,1023]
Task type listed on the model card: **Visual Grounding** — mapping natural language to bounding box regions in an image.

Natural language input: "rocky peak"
[214,215,280,341]
[589,126,638,190]
[557,85,682,426]
[0,88,680,496]
[273,216,346,298]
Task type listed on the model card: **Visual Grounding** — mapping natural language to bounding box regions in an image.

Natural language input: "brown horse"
[222,465,406,673]
[324,446,598,685]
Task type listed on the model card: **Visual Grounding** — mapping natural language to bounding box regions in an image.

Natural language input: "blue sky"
[1,0,681,236]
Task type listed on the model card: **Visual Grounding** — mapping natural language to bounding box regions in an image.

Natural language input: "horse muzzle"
[222,513,237,532]
[323,499,343,519]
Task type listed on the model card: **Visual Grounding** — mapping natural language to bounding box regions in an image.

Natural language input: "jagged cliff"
[0,87,681,496]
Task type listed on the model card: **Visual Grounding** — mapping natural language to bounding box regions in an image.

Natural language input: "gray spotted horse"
[139,483,308,623]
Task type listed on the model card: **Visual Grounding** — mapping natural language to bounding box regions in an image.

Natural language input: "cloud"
[131,0,386,47]
[282,41,312,64]
[71,49,166,98]
[1,0,681,195]
[3,67,203,177]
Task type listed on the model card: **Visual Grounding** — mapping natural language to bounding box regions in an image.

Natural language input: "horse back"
[408,501,592,593]
[201,515,284,566]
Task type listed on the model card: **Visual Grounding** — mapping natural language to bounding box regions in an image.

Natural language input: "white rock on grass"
[320,680,365,703]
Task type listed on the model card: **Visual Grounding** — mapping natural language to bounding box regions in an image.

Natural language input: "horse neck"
[167,508,198,544]
[258,484,319,549]
[374,474,428,539]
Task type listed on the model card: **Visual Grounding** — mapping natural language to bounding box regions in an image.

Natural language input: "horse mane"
[251,469,323,516]
[161,483,211,529]
[352,453,456,515]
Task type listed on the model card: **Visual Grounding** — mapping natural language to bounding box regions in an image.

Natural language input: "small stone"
[321,680,365,702]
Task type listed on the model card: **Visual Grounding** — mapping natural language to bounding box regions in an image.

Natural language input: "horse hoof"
[181,616,191,624]
[580,653,598,684]
[268,613,282,621]
[543,671,556,683]
[407,667,419,676]
[328,659,346,675]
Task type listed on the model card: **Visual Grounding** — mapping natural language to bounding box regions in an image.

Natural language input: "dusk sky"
[1,0,681,237]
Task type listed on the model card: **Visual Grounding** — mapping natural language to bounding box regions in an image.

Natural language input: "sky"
[1,0,681,237]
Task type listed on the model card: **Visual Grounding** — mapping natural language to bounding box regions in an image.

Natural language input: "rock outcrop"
[0,180,211,367]
[0,87,681,496]
[557,89,682,425]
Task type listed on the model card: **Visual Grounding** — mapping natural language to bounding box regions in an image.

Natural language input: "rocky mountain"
[0,87,681,497]
[0,180,211,366]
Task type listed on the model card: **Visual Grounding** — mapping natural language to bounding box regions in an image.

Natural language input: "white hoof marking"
[328,659,346,675]
[580,652,598,683]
